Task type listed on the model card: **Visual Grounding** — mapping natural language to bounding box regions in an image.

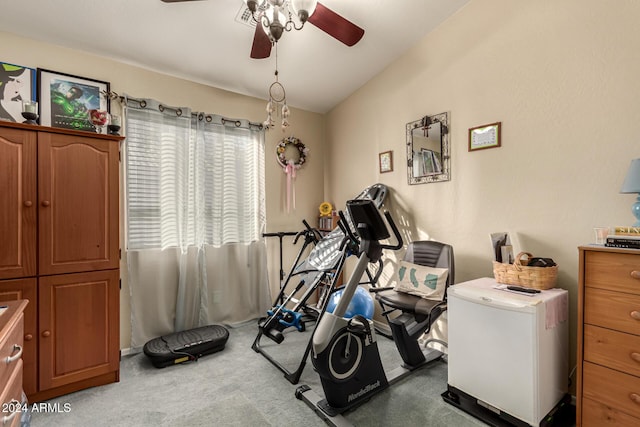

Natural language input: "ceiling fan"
[160,0,365,59]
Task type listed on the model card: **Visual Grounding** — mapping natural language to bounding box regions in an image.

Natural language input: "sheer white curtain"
[124,98,271,349]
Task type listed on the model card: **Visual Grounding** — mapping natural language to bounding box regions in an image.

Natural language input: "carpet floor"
[27,320,495,426]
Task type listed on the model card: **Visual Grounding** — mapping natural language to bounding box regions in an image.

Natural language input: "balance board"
[143,325,229,368]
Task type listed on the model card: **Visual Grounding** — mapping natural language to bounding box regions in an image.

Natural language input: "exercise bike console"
[347,199,390,241]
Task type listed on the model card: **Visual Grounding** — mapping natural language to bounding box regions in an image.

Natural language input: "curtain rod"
[106,91,264,130]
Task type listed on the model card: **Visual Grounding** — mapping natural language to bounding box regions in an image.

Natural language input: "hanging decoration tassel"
[263,42,290,132]
[281,102,290,132]
[264,99,275,129]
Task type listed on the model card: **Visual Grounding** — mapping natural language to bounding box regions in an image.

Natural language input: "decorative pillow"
[394,260,449,301]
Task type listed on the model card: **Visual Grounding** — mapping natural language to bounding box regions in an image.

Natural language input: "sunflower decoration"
[319,202,333,217]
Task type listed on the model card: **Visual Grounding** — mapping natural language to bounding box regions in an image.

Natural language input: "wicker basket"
[492,252,558,290]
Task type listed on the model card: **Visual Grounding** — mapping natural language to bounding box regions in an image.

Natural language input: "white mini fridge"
[444,278,568,426]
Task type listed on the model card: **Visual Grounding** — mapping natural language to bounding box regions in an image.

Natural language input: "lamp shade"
[621,158,640,193]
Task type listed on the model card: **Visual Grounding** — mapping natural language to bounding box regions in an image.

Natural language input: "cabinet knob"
[24,334,33,341]
[632,270,640,280]
[631,393,640,404]
[42,330,51,338]
[41,200,50,207]
[23,200,32,207]
[632,311,640,321]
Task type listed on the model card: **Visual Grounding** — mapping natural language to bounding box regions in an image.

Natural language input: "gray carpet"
[29,320,485,426]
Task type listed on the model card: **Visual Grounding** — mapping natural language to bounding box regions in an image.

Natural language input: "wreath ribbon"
[284,160,296,213]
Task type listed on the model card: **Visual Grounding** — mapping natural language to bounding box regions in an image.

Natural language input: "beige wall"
[0,31,326,348]
[5,0,640,381]
[325,0,640,385]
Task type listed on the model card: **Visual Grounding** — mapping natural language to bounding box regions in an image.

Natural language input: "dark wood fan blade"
[250,24,272,59]
[308,2,364,47]
[160,0,203,3]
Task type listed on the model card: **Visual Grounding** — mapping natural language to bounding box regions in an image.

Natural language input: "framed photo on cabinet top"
[469,122,501,151]
[38,68,110,132]
[0,61,37,123]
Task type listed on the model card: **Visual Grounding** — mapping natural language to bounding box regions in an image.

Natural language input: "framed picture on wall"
[37,68,110,132]
[469,122,501,151]
[379,150,393,173]
[0,61,37,123]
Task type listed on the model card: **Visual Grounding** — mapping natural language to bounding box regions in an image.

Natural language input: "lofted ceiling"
[0,0,470,113]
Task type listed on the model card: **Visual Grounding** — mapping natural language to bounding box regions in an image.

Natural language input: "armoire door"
[38,270,120,391]
[0,277,38,395]
[37,132,119,276]
[0,127,37,279]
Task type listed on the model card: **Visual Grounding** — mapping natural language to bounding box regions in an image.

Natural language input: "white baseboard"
[120,347,142,357]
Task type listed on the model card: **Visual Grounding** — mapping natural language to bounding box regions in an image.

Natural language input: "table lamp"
[621,158,640,226]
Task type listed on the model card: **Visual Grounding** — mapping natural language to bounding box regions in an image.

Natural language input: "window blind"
[125,107,265,250]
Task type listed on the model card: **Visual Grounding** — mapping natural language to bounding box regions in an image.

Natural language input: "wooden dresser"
[577,245,640,426]
[0,121,122,402]
[0,300,27,427]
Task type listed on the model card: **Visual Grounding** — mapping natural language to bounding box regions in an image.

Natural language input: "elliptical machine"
[296,199,444,426]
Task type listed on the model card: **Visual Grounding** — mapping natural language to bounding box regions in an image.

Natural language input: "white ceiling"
[0,0,470,113]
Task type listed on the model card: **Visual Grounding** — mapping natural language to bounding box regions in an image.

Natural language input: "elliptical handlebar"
[336,210,361,254]
[380,210,403,251]
[337,210,357,243]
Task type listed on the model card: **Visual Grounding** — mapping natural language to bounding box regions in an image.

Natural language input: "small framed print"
[37,68,110,131]
[469,122,501,151]
[379,150,393,173]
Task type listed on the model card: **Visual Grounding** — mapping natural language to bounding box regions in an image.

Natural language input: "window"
[125,106,265,250]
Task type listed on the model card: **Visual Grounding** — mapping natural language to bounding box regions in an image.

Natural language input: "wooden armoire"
[0,120,122,402]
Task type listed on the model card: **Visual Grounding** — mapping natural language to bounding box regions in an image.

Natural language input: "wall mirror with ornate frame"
[406,111,450,184]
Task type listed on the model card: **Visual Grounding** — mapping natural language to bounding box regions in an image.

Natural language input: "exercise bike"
[295,199,446,426]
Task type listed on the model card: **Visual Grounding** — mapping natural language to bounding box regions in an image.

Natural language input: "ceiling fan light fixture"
[290,0,317,23]
[261,5,287,41]
[247,0,318,44]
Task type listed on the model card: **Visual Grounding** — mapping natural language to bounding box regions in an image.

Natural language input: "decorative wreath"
[276,136,309,169]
